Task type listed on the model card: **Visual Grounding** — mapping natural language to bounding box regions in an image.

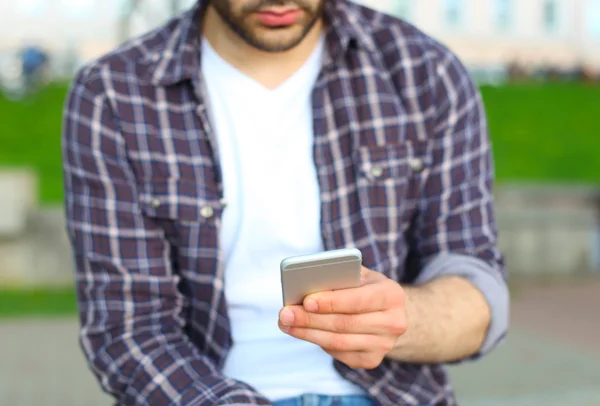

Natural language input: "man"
[19,44,49,94]
[62,0,509,405]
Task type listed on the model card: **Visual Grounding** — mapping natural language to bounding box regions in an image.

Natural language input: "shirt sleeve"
[411,48,509,358]
[62,68,271,406]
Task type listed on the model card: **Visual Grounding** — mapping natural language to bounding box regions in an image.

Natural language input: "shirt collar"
[151,0,377,87]
[324,0,377,57]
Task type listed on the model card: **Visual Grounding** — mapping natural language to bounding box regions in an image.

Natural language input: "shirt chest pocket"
[353,142,430,223]
[139,178,223,247]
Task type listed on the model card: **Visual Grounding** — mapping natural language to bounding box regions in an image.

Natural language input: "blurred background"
[0,0,598,405]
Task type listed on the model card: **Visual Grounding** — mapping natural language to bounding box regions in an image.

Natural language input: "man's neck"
[202,6,323,90]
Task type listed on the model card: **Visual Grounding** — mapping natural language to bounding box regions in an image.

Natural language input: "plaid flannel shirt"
[62,1,507,405]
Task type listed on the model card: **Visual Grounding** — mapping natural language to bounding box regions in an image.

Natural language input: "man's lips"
[255,9,302,27]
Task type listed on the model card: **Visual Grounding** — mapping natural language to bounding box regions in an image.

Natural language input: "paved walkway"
[1,278,599,405]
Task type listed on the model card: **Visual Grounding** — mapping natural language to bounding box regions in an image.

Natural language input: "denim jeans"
[272,394,375,406]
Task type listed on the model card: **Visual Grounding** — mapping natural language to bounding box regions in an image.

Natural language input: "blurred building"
[0,0,194,76]
[360,0,600,73]
[0,0,117,63]
[0,0,599,75]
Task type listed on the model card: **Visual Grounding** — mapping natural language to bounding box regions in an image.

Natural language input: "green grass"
[480,83,600,184]
[0,83,67,203]
[0,287,78,318]
[0,82,598,205]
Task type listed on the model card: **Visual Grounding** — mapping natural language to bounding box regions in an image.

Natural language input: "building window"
[588,0,600,38]
[543,0,559,33]
[444,0,464,28]
[494,0,513,31]
[395,0,412,21]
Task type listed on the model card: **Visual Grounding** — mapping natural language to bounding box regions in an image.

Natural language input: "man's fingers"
[360,266,385,286]
[279,307,407,336]
[304,280,404,314]
[279,325,390,353]
[326,350,386,371]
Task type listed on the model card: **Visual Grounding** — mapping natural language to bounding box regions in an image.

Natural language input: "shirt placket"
[189,73,236,361]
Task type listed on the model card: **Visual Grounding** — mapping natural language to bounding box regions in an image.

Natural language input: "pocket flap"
[354,142,430,183]
[139,178,221,222]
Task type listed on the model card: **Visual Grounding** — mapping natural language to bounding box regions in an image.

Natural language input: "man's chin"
[244,32,307,53]
[253,42,304,53]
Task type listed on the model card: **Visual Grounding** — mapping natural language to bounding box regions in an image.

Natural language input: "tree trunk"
[117,0,142,43]
[170,0,182,16]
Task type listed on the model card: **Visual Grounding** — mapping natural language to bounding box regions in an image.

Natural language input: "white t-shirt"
[201,38,364,400]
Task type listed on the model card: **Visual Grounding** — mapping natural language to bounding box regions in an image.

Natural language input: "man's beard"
[209,0,324,52]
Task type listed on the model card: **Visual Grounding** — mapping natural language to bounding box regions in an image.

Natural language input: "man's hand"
[278,267,408,370]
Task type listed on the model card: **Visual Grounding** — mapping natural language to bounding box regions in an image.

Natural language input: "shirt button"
[219,198,228,208]
[150,198,161,209]
[370,166,384,178]
[200,206,214,218]
[409,158,424,172]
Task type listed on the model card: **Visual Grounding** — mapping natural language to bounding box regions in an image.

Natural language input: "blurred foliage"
[0,82,598,205]
[0,288,77,318]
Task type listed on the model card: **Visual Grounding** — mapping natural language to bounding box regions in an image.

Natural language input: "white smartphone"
[280,248,362,306]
